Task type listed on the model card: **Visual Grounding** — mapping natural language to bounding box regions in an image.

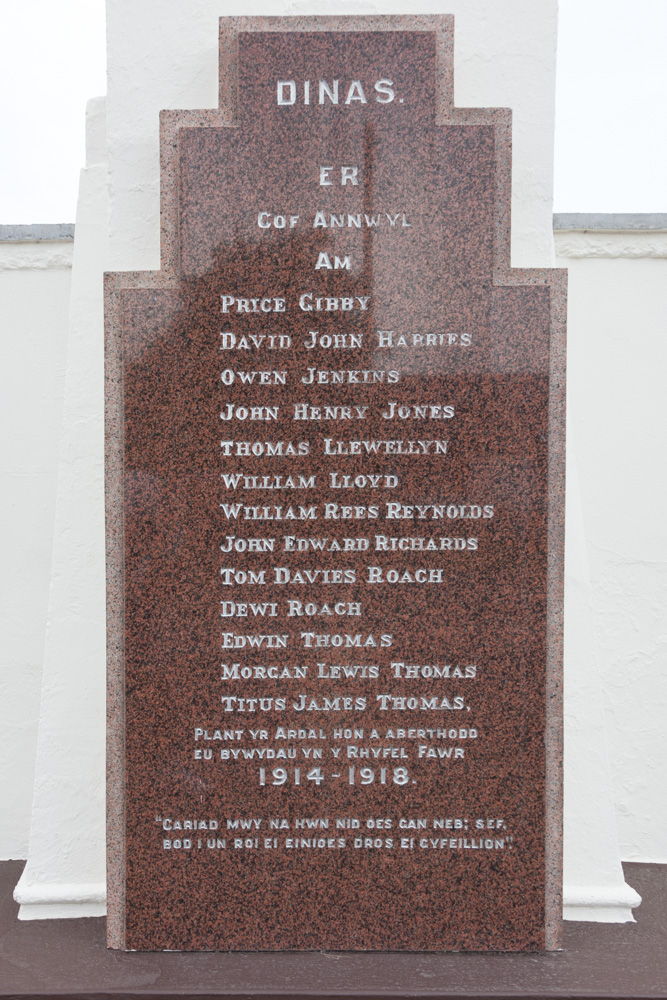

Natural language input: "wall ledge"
[0,240,74,271]
[563,881,642,923]
[12,878,642,924]
[554,229,667,258]
[14,879,106,921]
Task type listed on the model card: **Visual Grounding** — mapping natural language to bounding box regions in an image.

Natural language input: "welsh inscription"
[106,20,564,952]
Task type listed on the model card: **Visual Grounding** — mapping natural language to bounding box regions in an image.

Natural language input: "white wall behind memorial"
[2,0,665,923]
[0,234,72,859]
[556,228,667,865]
[4,226,665,874]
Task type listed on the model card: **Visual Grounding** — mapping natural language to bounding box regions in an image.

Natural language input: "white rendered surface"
[105,0,558,271]
[13,97,108,918]
[562,450,641,921]
[102,0,634,923]
[555,230,667,259]
[562,882,643,923]
[0,242,72,860]
[7,2,667,224]
[12,1,644,923]
[557,234,667,865]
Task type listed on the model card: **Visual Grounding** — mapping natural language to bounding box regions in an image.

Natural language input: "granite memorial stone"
[106,15,566,952]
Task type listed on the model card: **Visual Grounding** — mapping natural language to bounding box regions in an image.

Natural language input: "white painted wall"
[556,230,667,864]
[8,0,659,926]
[10,225,665,912]
[13,97,108,918]
[562,447,641,919]
[105,0,558,271]
[0,238,72,860]
[101,0,636,924]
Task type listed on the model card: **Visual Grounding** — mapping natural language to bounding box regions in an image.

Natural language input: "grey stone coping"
[3,217,666,243]
[0,224,75,242]
[553,213,667,231]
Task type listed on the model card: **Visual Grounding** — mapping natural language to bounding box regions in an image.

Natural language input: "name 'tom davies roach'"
[106,20,564,952]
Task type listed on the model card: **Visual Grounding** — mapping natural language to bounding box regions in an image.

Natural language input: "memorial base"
[1,861,664,1000]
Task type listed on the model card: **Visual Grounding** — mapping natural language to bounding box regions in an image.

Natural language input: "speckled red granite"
[105,17,565,953]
